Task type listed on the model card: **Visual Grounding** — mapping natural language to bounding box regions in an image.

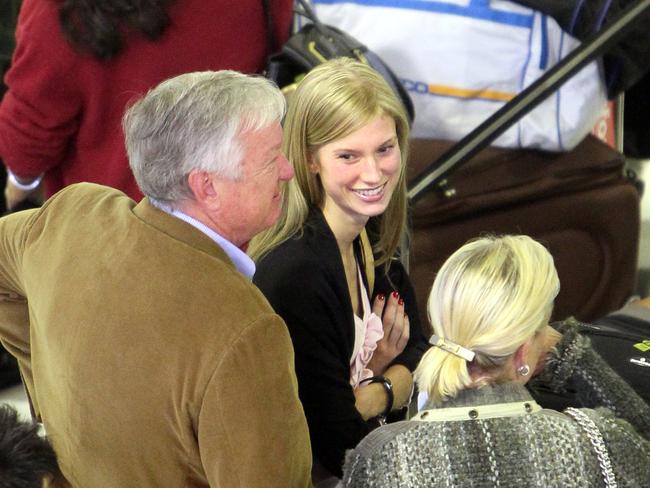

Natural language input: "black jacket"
[254,207,429,477]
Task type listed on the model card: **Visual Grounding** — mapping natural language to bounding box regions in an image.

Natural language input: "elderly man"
[0,71,311,487]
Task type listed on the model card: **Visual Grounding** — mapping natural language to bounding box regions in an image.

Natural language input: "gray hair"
[123,70,286,203]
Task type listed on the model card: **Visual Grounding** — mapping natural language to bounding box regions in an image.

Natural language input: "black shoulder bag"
[261,0,415,125]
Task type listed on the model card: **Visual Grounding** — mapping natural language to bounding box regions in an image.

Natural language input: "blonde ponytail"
[415,347,473,404]
[415,235,560,404]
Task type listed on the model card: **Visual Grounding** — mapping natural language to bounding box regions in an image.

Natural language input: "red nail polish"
[377,293,385,301]
[398,298,404,306]
[392,291,399,299]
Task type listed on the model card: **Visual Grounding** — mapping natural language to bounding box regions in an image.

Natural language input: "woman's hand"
[354,365,414,420]
[367,291,410,375]
[353,382,386,420]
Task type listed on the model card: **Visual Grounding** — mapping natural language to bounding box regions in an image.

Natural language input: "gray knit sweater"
[342,321,650,487]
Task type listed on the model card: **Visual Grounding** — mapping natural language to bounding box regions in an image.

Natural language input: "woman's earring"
[517,364,530,377]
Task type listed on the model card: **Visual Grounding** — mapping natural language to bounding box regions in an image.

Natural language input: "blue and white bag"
[313,0,608,151]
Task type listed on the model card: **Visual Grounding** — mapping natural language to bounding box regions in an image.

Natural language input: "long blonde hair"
[414,235,560,404]
[248,58,410,266]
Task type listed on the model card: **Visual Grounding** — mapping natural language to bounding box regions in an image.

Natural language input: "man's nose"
[278,153,294,181]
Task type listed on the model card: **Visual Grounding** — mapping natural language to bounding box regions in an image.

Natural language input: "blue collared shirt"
[150,200,255,279]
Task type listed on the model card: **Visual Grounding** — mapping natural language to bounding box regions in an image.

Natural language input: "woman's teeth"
[354,185,384,197]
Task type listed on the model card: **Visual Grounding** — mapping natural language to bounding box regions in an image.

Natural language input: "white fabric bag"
[313,0,608,151]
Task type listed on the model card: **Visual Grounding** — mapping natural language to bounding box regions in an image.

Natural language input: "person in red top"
[0,0,292,209]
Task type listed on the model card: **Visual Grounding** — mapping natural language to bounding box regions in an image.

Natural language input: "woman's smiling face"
[312,114,401,229]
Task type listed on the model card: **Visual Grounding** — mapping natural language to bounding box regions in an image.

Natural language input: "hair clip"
[429,334,475,362]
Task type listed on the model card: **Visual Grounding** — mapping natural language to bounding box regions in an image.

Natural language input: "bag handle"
[294,0,319,24]
[564,408,618,487]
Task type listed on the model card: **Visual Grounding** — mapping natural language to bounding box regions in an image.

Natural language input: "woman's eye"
[336,153,355,161]
[378,145,395,154]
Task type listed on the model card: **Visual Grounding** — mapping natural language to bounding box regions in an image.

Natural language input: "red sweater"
[0,0,292,199]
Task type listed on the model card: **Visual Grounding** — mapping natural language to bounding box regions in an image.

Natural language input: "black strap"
[359,375,394,420]
[295,0,320,24]
[262,0,325,56]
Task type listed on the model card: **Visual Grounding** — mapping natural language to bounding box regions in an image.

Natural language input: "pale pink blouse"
[349,265,384,387]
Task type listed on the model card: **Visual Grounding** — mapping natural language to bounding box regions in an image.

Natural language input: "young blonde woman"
[250,58,429,480]
[343,235,650,487]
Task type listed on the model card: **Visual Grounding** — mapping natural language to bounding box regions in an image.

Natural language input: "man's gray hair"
[123,70,285,203]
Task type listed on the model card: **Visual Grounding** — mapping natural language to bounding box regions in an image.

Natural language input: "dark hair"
[0,404,60,488]
[58,0,174,60]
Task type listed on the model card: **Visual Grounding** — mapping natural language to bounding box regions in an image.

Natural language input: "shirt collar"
[150,200,255,279]
[422,383,534,411]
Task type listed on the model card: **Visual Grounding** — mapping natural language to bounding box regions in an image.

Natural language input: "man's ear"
[187,170,219,208]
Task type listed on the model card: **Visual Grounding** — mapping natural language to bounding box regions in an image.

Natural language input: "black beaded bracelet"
[359,375,394,422]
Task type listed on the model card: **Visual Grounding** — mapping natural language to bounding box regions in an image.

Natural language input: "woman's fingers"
[368,293,410,373]
[371,293,386,318]
[397,315,410,352]
[387,296,406,343]
[373,291,409,355]
[381,291,400,334]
